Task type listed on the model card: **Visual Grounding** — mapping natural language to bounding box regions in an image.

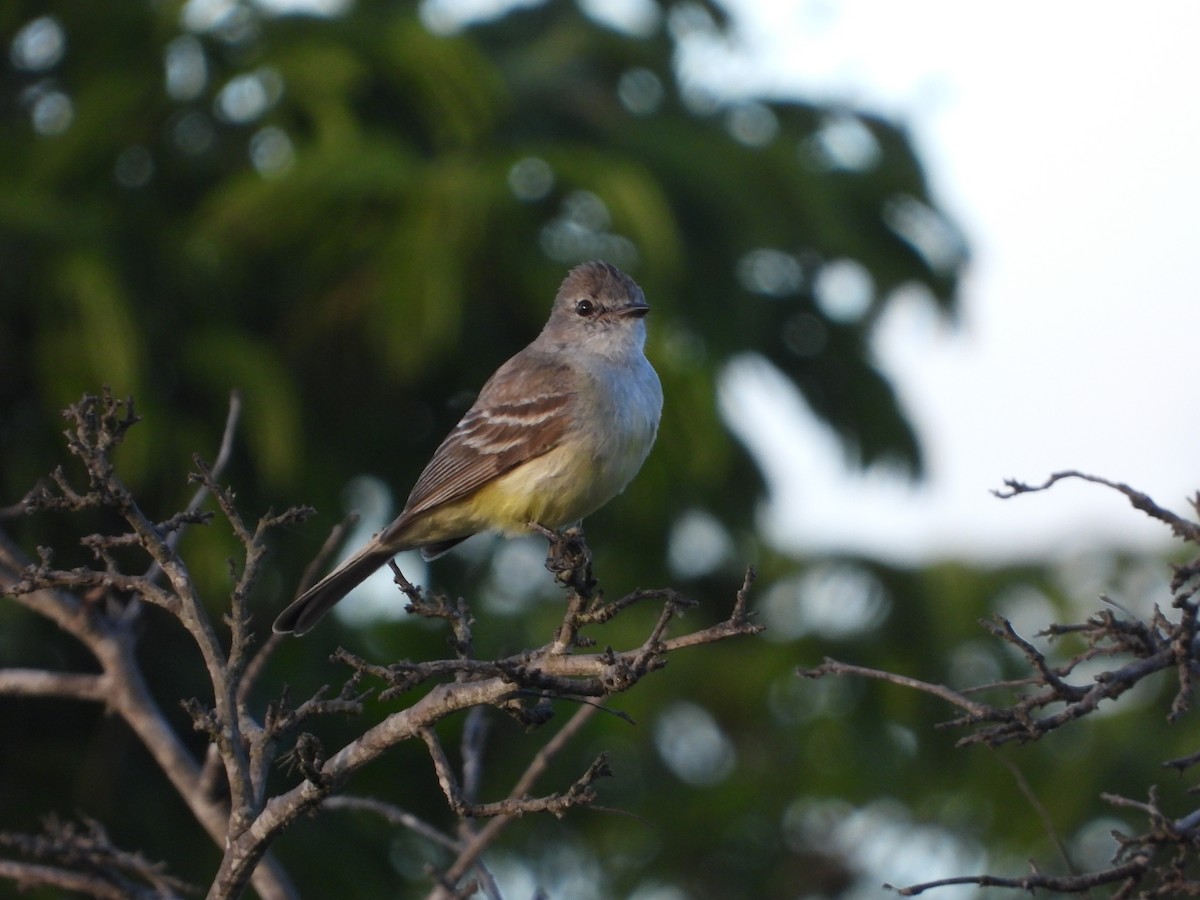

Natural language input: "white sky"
[711,0,1200,563]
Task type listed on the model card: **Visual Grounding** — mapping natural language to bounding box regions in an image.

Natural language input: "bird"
[273,260,663,635]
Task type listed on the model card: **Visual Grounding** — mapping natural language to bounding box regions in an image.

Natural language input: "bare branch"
[0,394,297,900]
[428,703,604,900]
[335,567,762,705]
[400,577,475,662]
[0,858,173,900]
[5,392,765,900]
[321,796,460,852]
[993,470,1200,544]
[811,472,1200,895]
[992,753,1077,878]
[141,388,241,588]
[886,856,1151,897]
[0,668,109,701]
[239,514,358,711]
[420,723,610,820]
[0,815,198,899]
[800,658,993,719]
[223,551,764,898]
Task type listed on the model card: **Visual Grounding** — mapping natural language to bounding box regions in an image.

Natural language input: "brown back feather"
[381,350,576,539]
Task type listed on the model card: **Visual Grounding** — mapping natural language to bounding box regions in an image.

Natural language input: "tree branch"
[0,393,297,900]
[0,815,198,900]
[807,470,1200,895]
[0,668,109,701]
[4,392,764,900]
[993,470,1200,544]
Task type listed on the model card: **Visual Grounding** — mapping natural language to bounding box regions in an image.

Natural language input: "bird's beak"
[616,302,650,319]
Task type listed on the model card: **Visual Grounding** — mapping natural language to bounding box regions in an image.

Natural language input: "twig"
[143,389,242,586]
[0,859,174,900]
[0,815,198,899]
[427,703,603,899]
[0,668,109,701]
[800,658,993,719]
[538,525,599,655]
[320,796,460,852]
[993,753,1078,878]
[886,856,1150,897]
[993,470,1200,544]
[240,514,358,711]
[418,724,607,821]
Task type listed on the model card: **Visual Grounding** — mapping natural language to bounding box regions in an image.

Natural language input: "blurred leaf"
[181,330,302,486]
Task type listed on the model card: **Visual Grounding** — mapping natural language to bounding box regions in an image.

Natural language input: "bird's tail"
[273,542,396,635]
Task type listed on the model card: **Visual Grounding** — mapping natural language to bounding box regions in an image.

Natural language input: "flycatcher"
[274,260,663,635]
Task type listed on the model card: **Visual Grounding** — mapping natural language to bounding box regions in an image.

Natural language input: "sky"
[705,0,1200,563]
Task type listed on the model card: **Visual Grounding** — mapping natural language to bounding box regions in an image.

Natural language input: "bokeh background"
[1,1,1195,897]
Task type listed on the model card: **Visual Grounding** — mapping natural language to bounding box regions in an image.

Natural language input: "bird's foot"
[532,522,593,592]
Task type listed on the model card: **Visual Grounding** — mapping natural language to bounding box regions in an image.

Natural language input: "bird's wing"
[384,351,576,531]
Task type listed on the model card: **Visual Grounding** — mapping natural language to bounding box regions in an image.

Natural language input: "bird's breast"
[474,354,661,530]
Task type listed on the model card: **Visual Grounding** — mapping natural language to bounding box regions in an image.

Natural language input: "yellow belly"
[397,437,644,547]
[469,441,617,530]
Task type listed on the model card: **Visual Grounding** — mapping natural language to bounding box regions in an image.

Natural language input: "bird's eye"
[575,298,596,317]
